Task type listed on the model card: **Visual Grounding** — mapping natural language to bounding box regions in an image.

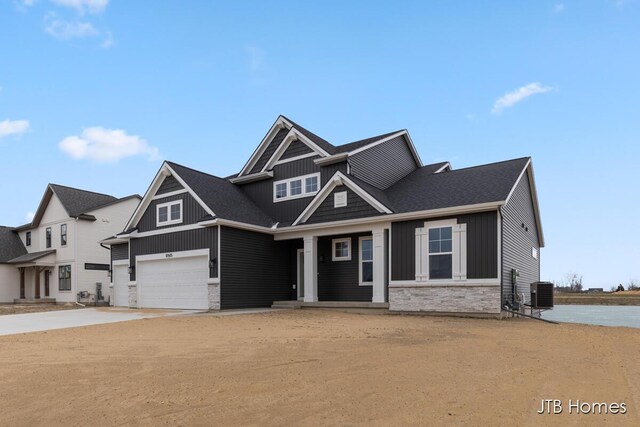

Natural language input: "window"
[273,173,321,202]
[332,238,351,261]
[26,232,31,246]
[61,224,67,246]
[156,200,183,227]
[415,220,467,282]
[428,227,453,279]
[46,227,52,248]
[84,263,110,271]
[359,237,373,285]
[58,265,71,291]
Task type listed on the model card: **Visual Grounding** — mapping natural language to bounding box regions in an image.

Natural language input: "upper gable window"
[26,232,31,247]
[273,173,320,203]
[156,200,183,227]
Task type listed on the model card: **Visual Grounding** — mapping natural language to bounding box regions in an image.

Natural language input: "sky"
[1,1,639,289]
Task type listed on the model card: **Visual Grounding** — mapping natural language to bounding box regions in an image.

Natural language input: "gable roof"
[165,162,276,228]
[0,226,27,263]
[333,130,404,154]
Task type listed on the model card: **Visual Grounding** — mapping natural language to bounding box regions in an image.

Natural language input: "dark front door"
[44,270,50,297]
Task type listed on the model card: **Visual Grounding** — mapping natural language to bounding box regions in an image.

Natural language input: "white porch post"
[372,227,385,303]
[303,236,318,302]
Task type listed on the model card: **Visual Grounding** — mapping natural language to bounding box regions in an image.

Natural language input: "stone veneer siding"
[128,284,137,308]
[208,283,220,310]
[389,285,501,314]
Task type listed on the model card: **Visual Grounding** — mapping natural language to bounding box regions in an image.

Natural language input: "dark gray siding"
[136,193,208,233]
[391,211,498,281]
[305,187,383,225]
[501,173,540,304]
[240,157,322,224]
[156,175,183,195]
[317,233,373,302]
[349,135,418,190]
[320,162,348,186]
[281,140,313,160]
[220,226,292,309]
[249,127,289,174]
[111,243,128,261]
[129,227,218,281]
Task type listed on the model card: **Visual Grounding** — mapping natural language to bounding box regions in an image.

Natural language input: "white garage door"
[112,264,129,307]
[137,255,209,310]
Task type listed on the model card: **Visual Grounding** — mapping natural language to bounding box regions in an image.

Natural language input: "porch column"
[372,227,385,303]
[34,267,41,299]
[303,236,318,302]
[19,267,25,299]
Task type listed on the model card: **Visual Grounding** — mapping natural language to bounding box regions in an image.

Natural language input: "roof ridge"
[280,115,335,147]
[437,156,530,173]
[166,161,228,182]
[339,129,405,147]
[49,183,117,199]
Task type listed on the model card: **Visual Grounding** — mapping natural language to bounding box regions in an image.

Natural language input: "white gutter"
[228,171,274,184]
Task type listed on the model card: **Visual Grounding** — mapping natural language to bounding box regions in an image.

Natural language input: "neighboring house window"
[359,237,373,285]
[26,232,31,246]
[273,173,321,202]
[156,200,183,227]
[46,227,52,248]
[61,224,67,246]
[58,265,71,291]
[332,238,351,261]
[415,220,467,281]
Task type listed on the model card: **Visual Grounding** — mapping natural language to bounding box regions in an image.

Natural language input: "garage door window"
[157,200,183,227]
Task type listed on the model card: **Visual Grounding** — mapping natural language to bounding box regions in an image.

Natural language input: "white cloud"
[553,3,566,13]
[58,127,160,162]
[21,0,36,6]
[50,0,109,14]
[101,30,114,49]
[44,15,98,39]
[491,83,553,115]
[26,211,35,222]
[0,119,30,139]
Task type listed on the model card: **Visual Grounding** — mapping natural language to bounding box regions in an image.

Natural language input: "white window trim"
[426,224,454,281]
[359,236,373,286]
[415,219,467,283]
[273,172,321,203]
[156,199,183,227]
[332,237,351,261]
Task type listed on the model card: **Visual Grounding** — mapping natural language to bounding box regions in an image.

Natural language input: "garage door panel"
[138,255,209,310]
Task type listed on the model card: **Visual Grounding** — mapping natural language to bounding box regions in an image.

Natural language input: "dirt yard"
[0,303,80,316]
[0,310,638,426]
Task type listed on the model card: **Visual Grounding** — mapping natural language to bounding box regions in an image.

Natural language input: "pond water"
[541,305,640,328]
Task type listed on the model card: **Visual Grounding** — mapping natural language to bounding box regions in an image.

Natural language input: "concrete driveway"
[0,307,201,336]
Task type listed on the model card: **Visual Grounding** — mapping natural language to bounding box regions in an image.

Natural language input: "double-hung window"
[61,224,67,246]
[46,227,52,248]
[415,220,467,282]
[156,200,183,227]
[58,265,71,291]
[273,173,321,202]
[359,237,373,285]
[26,231,31,246]
[428,226,453,279]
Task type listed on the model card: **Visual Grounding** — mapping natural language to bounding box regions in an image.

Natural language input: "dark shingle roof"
[167,162,276,227]
[50,184,119,217]
[384,157,530,213]
[0,226,27,263]
[334,130,404,154]
[7,250,56,264]
[281,116,337,155]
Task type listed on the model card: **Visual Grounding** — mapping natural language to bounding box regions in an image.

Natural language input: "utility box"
[531,282,554,309]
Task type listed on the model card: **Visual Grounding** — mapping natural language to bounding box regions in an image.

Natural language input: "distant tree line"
[553,274,639,293]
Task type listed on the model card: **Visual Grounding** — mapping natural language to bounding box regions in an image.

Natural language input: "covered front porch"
[8,250,57,303]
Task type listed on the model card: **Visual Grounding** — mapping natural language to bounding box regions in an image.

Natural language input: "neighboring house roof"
[166,162,277,228]
[15,184,141,231]
[7,250,56,264]
[384,157,531,213]
[0,226,27,263]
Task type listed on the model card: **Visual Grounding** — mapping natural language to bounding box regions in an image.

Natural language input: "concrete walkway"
[0,307,200,336]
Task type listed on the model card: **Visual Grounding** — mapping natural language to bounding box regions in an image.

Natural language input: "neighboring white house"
[0,184,140,304]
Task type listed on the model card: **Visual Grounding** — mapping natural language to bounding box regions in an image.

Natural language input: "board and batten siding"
[219,226,292,309]
[136,193,208,233]
[304,187,383,225]
[129,227,218,281]
[111,243,128,261]
[317,232,374,302]
[501,172,540,304]
[349,135,418,190]
[281,139,314,160]
[320,162,348,186]
[156,175,184,195]
[249,127,289,174]
[391,211,498,281]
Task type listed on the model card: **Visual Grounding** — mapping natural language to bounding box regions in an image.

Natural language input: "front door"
[44,270,50,297]
[297,249,304,300]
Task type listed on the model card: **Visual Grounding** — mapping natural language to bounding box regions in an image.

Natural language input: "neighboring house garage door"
[112,264,129,307]
[137,254,209,310]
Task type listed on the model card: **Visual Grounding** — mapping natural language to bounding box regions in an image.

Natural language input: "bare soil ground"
[0,303,80,316]
[0,310,639,426]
